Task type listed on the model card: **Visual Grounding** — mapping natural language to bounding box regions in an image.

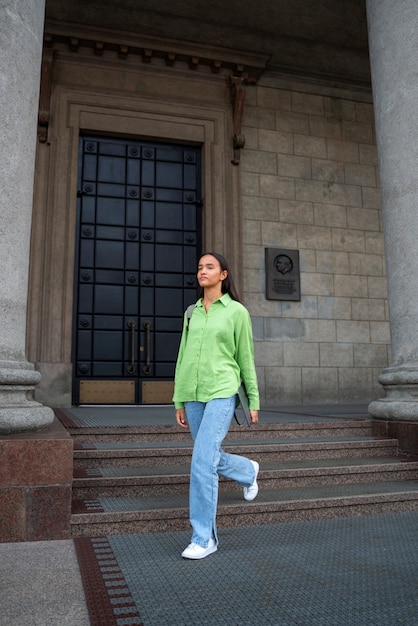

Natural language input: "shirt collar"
[196,293,232,308]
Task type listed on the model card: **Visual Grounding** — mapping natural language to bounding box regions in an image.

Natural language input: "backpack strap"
[186,304,196,331]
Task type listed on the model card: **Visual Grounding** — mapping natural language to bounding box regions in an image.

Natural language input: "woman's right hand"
[176,408,188,429]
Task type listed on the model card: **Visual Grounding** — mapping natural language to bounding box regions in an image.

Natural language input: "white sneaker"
[181,537,217,560]
[243,460,259,501]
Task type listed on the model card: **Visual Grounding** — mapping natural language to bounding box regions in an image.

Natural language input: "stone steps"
[70,481,418,537]
[72,456,418,499]
[68,417,418,537]
[73,435,398,468]
[67,419,371,443]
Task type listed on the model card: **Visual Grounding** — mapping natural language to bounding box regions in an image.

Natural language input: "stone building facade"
[2,0,418,540]
[26,1,387,409]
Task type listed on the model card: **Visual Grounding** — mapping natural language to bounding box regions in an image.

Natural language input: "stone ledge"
[371,419,418,456]
[0,418,73,542]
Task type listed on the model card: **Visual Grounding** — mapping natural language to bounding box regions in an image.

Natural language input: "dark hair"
[197,251,241,302]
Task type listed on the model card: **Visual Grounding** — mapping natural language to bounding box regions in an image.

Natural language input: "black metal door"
[73,136,201,404]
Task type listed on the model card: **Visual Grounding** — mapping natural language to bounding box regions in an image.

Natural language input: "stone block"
[342,120,374,144]
[338,368,373,402]
[277,154,311,179]
[261,221,298,247]
[344,163,376,187]
[297,224,331,250]
[359,144,378,165]
[303,319,337,342]
[27,485,72,541]
[318,296,352,320]
[0,419,72,542]
[336,320,371,343]
[292,92,324,116]
[362,187,381,209]
[300,272,334,296]
[243,244,264,269]
[311,159,345,184]
[254,341,283,366]
[302,367,339,402]
[320,343,353,367]
[240,172,260,196]
[241,126,259,150]
[354,344,388,367]
[314,203,347,228]
[0,488,25,542]
[265,317,304,341]
[349,252,383,276]
[265,366,302,404]
[243,105,276,130]
[257,86,292,111]
[296,179,362,207]
[260,175,295,200]
[365,232,385,256]
[352,298,385,321]
[331,228,365,253]
[334,274,368,297]
[309,116,342,140]
[347,207,380,231]
[279,200,313,225]
[370,321,390,344]
[324,97,357,122]
[259,129,293,154]
[284,342,319,366]
[282,296,318,319]
[240,149,277,175]
[356,102,375,124]
[316,250,350,274]
[367,276,388,299]
[243,268,263,293]
[299,249,316,271]
[251,317,265,341]
[327,139,359,163]
[276,111,309,134]
[294,134,327,158]
[242,196,279,221]
[243,220,262,245]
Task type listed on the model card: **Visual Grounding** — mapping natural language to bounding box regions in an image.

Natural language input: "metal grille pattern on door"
[73,136,201,404]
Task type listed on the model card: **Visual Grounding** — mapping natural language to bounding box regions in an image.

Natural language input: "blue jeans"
[185,396,256,548]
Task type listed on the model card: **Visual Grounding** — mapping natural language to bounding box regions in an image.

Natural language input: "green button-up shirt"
[173,293,259,410]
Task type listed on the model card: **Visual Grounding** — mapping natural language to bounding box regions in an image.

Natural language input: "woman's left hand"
[250,410,258,425]
[176,408,188,429]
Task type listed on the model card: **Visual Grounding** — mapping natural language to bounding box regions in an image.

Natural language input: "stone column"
[0,0,53,432]
[367,0,418,421]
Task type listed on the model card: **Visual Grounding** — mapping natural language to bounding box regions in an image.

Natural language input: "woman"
[173,252,260,560]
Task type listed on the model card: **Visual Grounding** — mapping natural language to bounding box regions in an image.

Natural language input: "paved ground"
[2,404,418,625]
[2,510,418,626]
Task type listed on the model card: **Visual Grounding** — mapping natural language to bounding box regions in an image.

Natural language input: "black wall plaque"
[265,247,300,301]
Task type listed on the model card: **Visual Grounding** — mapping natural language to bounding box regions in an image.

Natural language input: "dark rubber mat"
[74,510,418,625]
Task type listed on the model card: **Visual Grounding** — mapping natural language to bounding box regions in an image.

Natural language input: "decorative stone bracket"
[229,75,250,166]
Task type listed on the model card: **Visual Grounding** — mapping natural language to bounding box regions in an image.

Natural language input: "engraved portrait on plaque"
[265,247,301,301]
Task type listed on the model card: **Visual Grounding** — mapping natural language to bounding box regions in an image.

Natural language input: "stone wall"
[241,76,389,405]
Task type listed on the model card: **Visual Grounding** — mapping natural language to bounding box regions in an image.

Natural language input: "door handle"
[142,321,151,374]
[127,320,136,374]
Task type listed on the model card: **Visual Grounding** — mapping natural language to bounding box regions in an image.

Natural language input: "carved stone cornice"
[43,19,269,81]
[41,20,270,159]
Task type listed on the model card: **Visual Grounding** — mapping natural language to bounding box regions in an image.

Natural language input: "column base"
[368,363,418,422]
[0,405,55,434]
[0,361,54,433]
